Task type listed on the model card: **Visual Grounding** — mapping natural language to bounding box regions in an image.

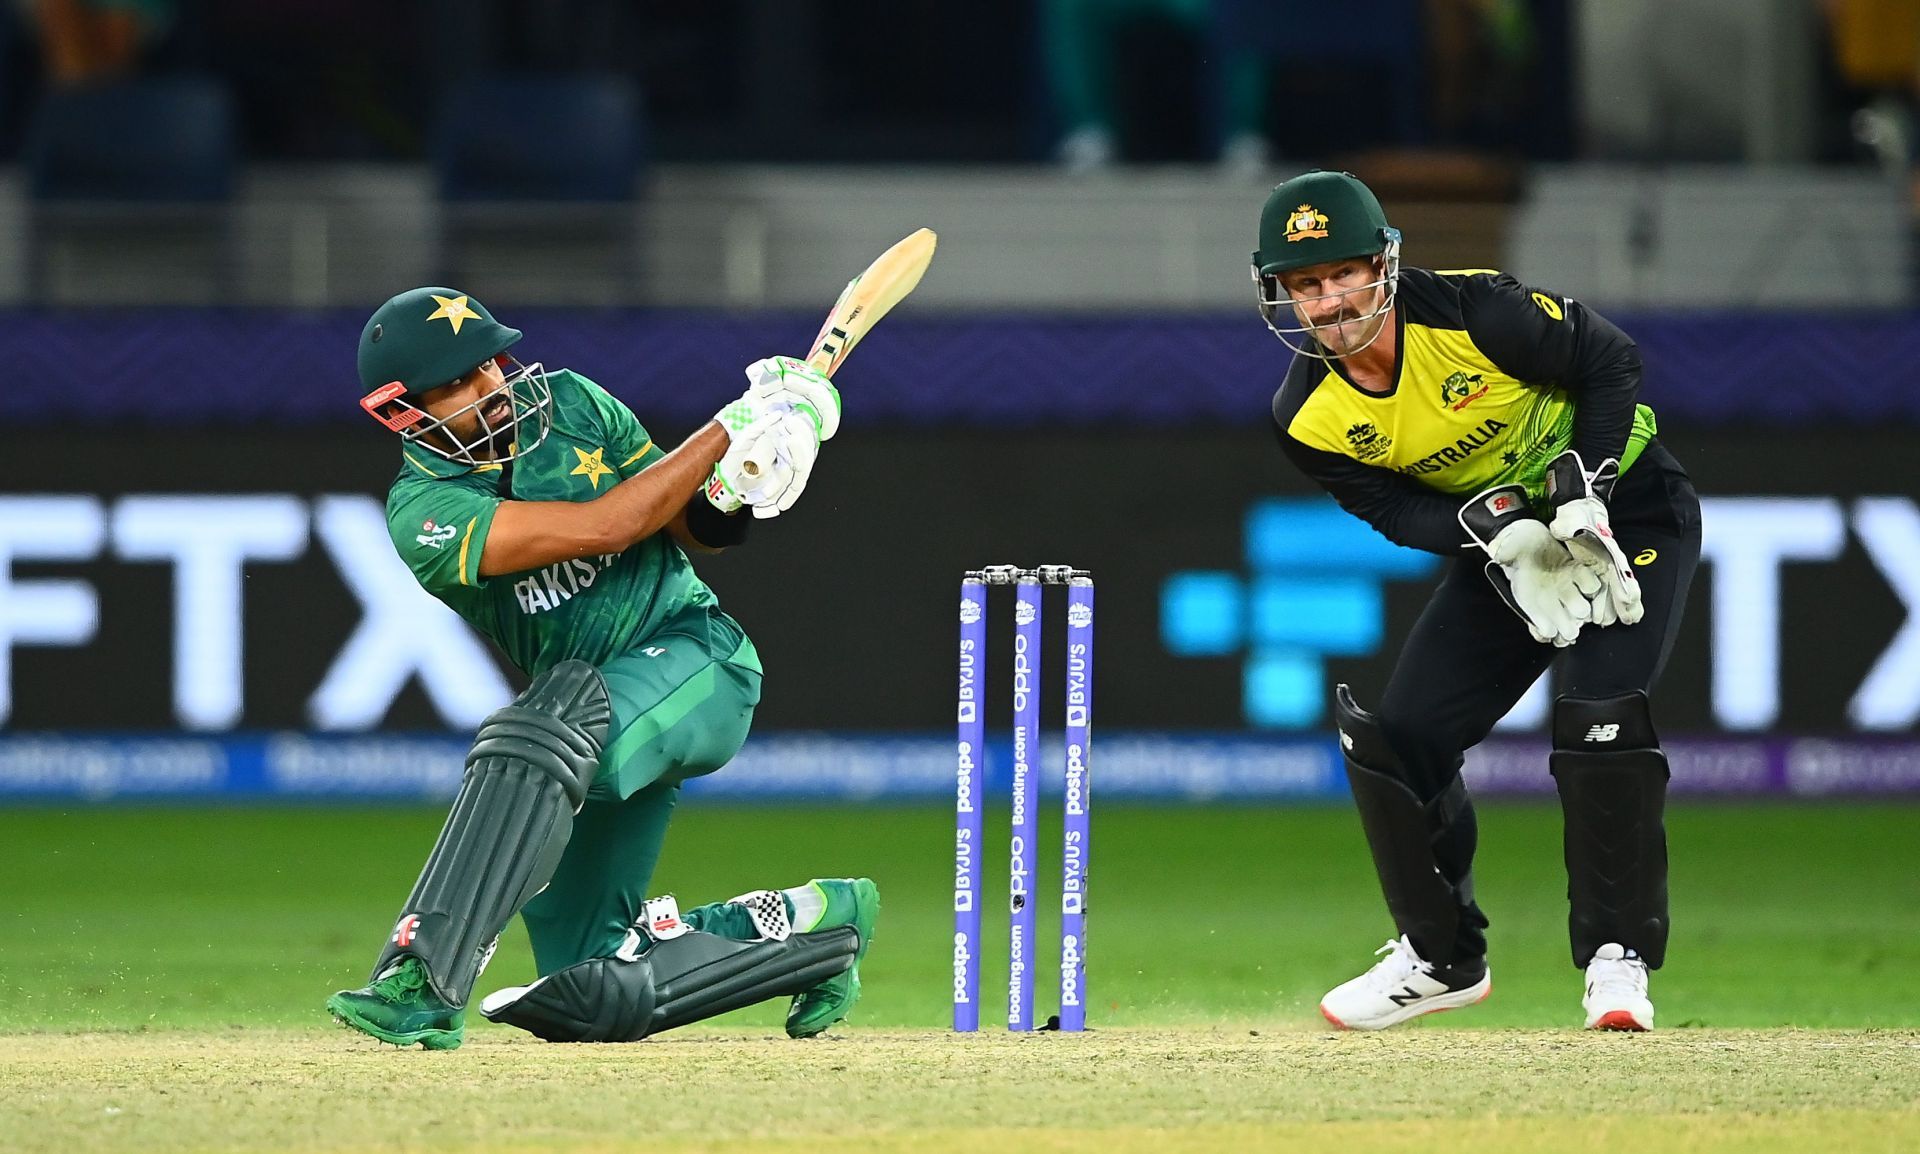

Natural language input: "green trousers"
[519,613,764,975]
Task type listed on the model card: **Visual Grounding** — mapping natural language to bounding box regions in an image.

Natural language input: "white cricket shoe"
[1583,942,1654,1031]
[1319,935,1491,1031]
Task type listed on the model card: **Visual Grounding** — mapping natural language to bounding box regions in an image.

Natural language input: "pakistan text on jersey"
[1394,418,1508,477]
[513,554,620,614]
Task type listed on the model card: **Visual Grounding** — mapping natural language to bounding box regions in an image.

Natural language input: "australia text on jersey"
[512,553,620,614]
[1394,417,1511,477]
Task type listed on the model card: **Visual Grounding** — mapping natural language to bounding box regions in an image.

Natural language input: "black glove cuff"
[1546,449,1620,508]
[1457,483,1533,552]
[683,497,750,548]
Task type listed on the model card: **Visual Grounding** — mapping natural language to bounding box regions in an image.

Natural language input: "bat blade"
[805,227,937,378]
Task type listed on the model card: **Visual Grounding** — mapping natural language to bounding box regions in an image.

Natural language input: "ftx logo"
[1161,497,1437,728]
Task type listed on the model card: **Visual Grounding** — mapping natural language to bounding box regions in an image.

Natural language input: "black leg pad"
[1336,684,1467,965]
[371,659,610,1007]
[1551,691,1671,968]
[479,926,860,1042]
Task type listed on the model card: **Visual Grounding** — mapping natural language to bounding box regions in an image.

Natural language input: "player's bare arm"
[477,421,730,576]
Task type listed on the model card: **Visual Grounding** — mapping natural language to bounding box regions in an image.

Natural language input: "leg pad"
[1336,684,1470,964]
[1551,691,1671,968]
[371,660,610,1006]
[480,926,859,1042]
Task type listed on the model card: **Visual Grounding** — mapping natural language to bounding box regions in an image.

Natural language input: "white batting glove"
[1545,451,1644,626]
[742,410,820,519]
[707,410,820,518]
[707,390,783,513]
[744,355,841,442]
[705,412,795,514]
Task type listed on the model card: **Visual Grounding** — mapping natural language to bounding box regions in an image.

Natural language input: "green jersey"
[383,369,739,676]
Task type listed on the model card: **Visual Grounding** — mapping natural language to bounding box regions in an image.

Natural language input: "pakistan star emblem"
[425,293,480,334]
[571,446,615,490]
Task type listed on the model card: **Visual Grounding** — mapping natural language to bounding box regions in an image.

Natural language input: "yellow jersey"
[1272,268,1657,554]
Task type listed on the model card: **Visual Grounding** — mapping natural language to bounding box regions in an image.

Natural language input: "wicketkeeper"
[326,287,879,1049]
[1256,172,1701,1031]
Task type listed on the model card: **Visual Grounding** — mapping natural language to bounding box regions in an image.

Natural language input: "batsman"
[1255,172,1701,1031]
[325,287,880,1049]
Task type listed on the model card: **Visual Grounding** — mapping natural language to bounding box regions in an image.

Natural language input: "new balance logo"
[1387,986,1425,1007]
[1584,724,1620,742]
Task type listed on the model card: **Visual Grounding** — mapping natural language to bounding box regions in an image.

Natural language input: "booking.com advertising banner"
[3,420,1917,802]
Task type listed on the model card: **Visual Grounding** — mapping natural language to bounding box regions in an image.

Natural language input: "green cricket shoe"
[785,877,880,1038]
[326,956,465,1050]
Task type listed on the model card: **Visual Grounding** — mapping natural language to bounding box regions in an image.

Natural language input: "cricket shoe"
[785,877,880,1038]
[326,956,465,1050]
[1583,942,1653,1031]
[1320,935,1491,1030]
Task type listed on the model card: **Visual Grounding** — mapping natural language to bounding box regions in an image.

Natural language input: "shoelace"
[1362,937,1433,993]
[371,959,428,999]
[1586,956,1647,1000]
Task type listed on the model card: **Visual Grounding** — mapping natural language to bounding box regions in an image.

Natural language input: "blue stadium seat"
[433,73,645,203]
[22,75,237,303]
[25,75,235,202]
[1208,0,1427,148]
[431,72,648,302]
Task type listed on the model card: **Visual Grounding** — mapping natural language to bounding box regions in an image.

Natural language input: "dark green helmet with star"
[357,287,522,398]
[356,287,554,466]
[1250,171,1403,360]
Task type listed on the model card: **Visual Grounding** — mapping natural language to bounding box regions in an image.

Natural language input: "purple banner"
[10,309,1920,429]
[1463,738,1920,796]
[0,732,1916,801]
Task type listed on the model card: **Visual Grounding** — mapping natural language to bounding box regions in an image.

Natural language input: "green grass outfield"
[1,802,1916,1152]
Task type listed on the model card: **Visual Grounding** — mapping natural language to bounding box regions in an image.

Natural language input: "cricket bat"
[726,228,937,490]
[804,227,939,378]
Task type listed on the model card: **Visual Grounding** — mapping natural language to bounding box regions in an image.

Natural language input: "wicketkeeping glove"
[1545,450,1643,626]
[1459,483,1601,647]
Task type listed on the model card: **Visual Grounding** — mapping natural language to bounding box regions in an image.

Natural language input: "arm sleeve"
[386,480,502,593]
[682,497,751,548]
[1460,273,1642,466]
[1273,424,1472,556]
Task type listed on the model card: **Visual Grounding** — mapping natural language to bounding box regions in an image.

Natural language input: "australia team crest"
[1285,204,1329,243]
[1440,371,1490,411]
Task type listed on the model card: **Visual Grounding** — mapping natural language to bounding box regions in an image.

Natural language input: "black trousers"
[1370,439,1702,961]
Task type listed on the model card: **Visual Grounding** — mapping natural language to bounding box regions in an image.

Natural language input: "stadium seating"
[1207,0,1427,149]
[23,74,237,303]
[432,72,647,303]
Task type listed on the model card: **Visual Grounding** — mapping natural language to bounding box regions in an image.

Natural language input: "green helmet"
[1249,171,1402,359]
[356,287,553,465]
[357,287,523,398]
